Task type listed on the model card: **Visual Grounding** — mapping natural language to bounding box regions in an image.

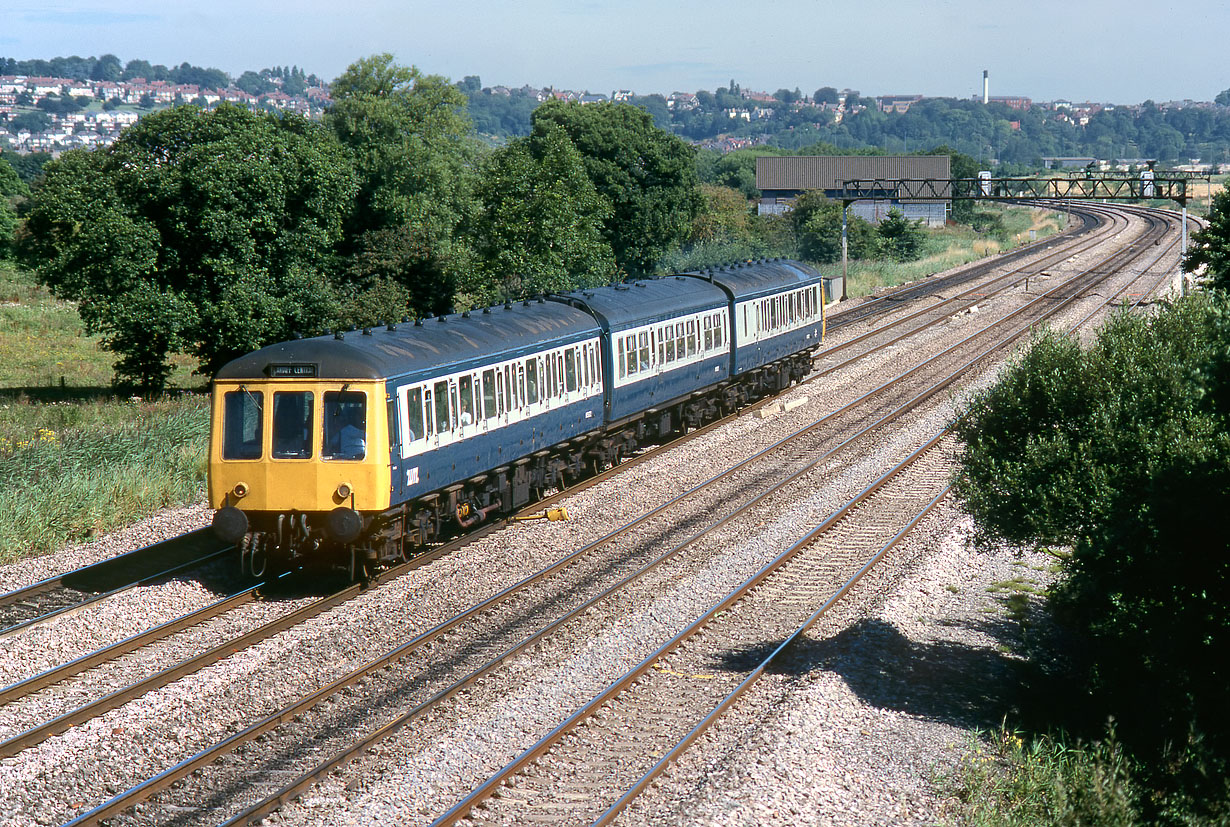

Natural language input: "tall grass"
[948,726,1141,827]
[0,396,210,562]
[829,206,1065,298]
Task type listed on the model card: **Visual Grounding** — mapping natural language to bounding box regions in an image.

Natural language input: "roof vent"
[334,331,345,340]
[538,296,546,303]
[386,322,397,331]
[414,318,423,327]
[504,302,512,310]
[362,327,372,335]
[437,315,447,322]
[462,310,471,318]
[402,316,411,323]
[292,332,302,339]
[523,300,531,307]
[635,282,646,288]
[483,307,491,314]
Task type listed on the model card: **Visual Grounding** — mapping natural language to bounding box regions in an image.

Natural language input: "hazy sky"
[1,1,1225,104]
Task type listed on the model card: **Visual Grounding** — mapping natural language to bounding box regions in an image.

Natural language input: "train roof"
[213,300,601,383]
[552,275,728,332]
[680,258,823,301]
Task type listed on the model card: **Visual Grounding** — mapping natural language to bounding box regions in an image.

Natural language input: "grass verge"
[0,261,209,563]
[0,396,209,563]
[946,726,1141,827]
[827,205,1065,298]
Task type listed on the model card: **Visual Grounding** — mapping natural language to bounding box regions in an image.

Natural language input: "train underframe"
[235,351,814,579]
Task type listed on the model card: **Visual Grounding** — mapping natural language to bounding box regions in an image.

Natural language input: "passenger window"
[433,380,450,434]
[704,317,713,351]
[715,315,724,348]
[638,332,650,372]
[223,389,263,460]
[449,383,459,430]
[565,349,578,392]
[458,376,474,427]
[496,369,506,415]
[526,359,539,404]
[272,391,313,459]
[482,369,497,419]
[406,387,424,441]
[687,320,697,356]
[624,336,636,376]
[518,364,527,409]
[322,391,366,461]
[658,329,667,364]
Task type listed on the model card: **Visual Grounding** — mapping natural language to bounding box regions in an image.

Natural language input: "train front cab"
[209,377,391,571]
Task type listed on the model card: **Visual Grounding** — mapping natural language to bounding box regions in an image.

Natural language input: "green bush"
[953,295,1230,813]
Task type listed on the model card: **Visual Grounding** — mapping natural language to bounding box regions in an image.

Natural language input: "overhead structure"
[835,173,1203,205]
[828,172,1207,302]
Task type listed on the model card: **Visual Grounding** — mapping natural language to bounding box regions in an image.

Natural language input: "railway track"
[0,529,233,638]
[40,201,1180,827]
[0,203,1189,826]
[430,205,1191,827]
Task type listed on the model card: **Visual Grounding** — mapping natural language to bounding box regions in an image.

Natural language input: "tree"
[953,298,1230,801]
[466,122,615,306]
[325,54,480,318]
[122,58,156,81]
[876,207,926,261]
[690,184,753,244]
[1217,88,1230,107]
[814,86,839,105]
[529,99,701,275]
[788,190,875,263]
[0,154,27,256]
[91,53,122,82]
[16,104,358,390]
[1184,189,1230,292]
[236,70,272,96]
[7,111,51,134]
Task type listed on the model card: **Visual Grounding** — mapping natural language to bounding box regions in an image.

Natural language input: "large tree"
[325,54,480,317]
[0,154,26,256]
[466,122,615,306]
[529,100,701,276]
[17,103,357,390]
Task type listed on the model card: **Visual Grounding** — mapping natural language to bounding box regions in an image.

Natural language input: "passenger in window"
[339,409,366,459]
[460,394,474,427]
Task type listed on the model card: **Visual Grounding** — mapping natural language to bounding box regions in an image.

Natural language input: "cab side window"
[322,391,366,461]
[223,390,263,460]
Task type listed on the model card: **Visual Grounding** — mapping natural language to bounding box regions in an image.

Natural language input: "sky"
[1,0,1226,104]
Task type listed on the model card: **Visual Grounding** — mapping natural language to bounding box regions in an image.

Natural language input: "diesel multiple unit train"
[209,259,827,577]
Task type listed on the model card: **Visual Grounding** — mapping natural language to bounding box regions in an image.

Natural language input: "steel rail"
[0,547,233,641]
[588,206,1192,827]
[57,203,1170,827]
[216,204,1174,827]
[428,205,1181,825]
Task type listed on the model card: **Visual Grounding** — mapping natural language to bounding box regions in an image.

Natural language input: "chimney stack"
[983,69,989,104]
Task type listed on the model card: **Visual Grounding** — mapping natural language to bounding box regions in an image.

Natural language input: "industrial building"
[755,155,951,227]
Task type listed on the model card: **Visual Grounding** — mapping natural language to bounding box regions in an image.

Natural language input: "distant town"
[3,57,1229,169]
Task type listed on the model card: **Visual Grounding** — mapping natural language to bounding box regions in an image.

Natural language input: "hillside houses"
[0,73,329,154]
